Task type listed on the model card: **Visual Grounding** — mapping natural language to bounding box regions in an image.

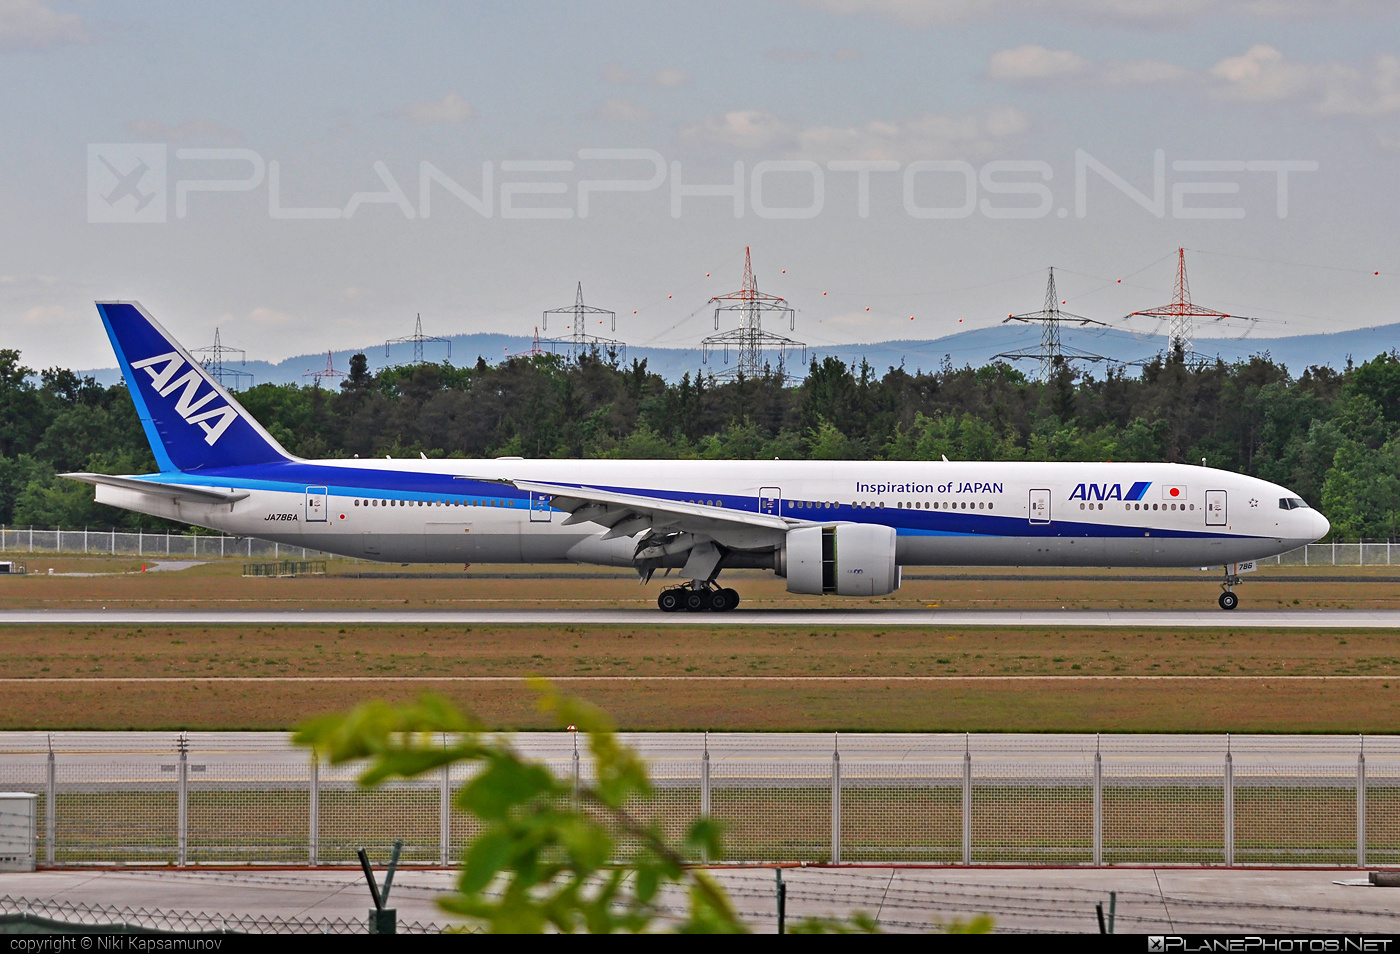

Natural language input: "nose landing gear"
[1218,565,1243,610]
[658,581,740,613]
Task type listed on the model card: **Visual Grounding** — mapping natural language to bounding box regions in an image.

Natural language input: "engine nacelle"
[779,524,901,596]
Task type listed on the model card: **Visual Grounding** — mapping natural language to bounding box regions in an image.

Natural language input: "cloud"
[601,63,692,88]
[680,106,1030,161]
[594,97,651,124]
[987,45,1089,80]
[246,307,301,326]
[986,44,1186,85]
[766,47,863,63]
[0,0,86,52]
[124,118,243,144]
[22,304,68,325]
[398,92,475,125]
[795,0,1392,29]
[651,67,690,88]
[1209,45,1400,116]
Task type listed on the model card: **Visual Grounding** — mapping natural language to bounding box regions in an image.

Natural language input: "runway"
[2,608,1398,627]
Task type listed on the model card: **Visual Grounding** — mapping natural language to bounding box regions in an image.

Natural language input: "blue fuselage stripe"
[132,463,1259,542]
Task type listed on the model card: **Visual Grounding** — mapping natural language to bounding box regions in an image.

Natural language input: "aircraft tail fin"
[95,301,293,472]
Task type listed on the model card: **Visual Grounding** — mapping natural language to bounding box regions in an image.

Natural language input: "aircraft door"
[529,491,553,522]
[305,486,328,522]
[760,487,781,516]
[1205,490,1227,526]
[1029,488,1051,524]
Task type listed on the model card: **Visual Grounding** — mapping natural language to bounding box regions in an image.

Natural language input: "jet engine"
[778,524,901,596]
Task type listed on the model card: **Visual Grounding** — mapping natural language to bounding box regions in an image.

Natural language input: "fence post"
[1093,743,1103,867]
[110,530,114,555]
[29,526,33,552]
[1358,737,1367,869]
[309,755,319,866]
[700,733,711,864]
[138,529,142,557]
[571,731,581,808]
[440,744,451,868]
[176,733,188,867]
[221,535,225,558]
[962,738,972,866]
[83,528,88,554]
[830,735,841,865]
[1224,744,1234,868]
[56,528,60,552]
[45,736,55,866]
[166,530,170,555]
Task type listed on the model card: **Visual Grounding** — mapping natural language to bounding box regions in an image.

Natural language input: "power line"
[541,282,627,363]
[994,267,1111,382]
[190,328,253,391]
[385,314,450,365]
[700,246,807,381]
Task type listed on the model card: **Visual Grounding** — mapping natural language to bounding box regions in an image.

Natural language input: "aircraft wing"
[62,473,251,504]
[499,477,795,541]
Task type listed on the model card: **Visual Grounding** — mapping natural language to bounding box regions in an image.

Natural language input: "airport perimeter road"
[0,731,1388,767]
[4,867,1397,933]
[3,608,1400,628]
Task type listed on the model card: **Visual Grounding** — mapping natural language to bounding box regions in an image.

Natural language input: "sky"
[2,0,1399,370]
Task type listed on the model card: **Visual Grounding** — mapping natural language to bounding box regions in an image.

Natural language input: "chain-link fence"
[0,733,1392,868]
[5,527,1400,567]
[0,526,326,560]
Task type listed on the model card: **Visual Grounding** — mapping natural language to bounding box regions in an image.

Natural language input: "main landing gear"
[1218,565,1243,611]
[657,581,740,613]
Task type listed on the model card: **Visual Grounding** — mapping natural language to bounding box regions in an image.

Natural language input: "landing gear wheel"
[707,589,731,612]
[657,590,682,613]
[684,590,708,612]
[721,588,740,611]
[1218,591,1239,611]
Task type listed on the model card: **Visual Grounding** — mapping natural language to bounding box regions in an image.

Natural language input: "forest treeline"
[4,343,1400,540]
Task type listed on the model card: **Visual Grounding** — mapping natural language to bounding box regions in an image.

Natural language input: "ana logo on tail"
[129,351,238,445]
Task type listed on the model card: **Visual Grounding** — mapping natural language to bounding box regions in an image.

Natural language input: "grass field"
[5,555,1400,610]
[3,620,1398,731]
[2,556,1396,732]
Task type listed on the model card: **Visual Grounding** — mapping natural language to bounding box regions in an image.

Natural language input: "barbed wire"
[0,895,451,934]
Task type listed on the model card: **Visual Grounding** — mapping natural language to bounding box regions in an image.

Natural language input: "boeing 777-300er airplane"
[65,302,1331,612]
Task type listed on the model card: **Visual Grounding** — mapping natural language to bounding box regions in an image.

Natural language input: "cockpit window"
[1278,497,1310,510]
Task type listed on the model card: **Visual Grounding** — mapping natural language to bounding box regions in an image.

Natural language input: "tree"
[294,685,914,934]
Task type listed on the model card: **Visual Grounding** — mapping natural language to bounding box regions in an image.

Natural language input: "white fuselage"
[95,458,1327,570]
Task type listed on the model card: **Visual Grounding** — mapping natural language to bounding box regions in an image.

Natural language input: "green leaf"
[460,828,514,893]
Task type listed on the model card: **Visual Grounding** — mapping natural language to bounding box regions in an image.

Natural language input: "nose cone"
[1309,508,1330,542]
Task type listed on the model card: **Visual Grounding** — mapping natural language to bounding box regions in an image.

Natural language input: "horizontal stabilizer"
[62,473,249,504]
